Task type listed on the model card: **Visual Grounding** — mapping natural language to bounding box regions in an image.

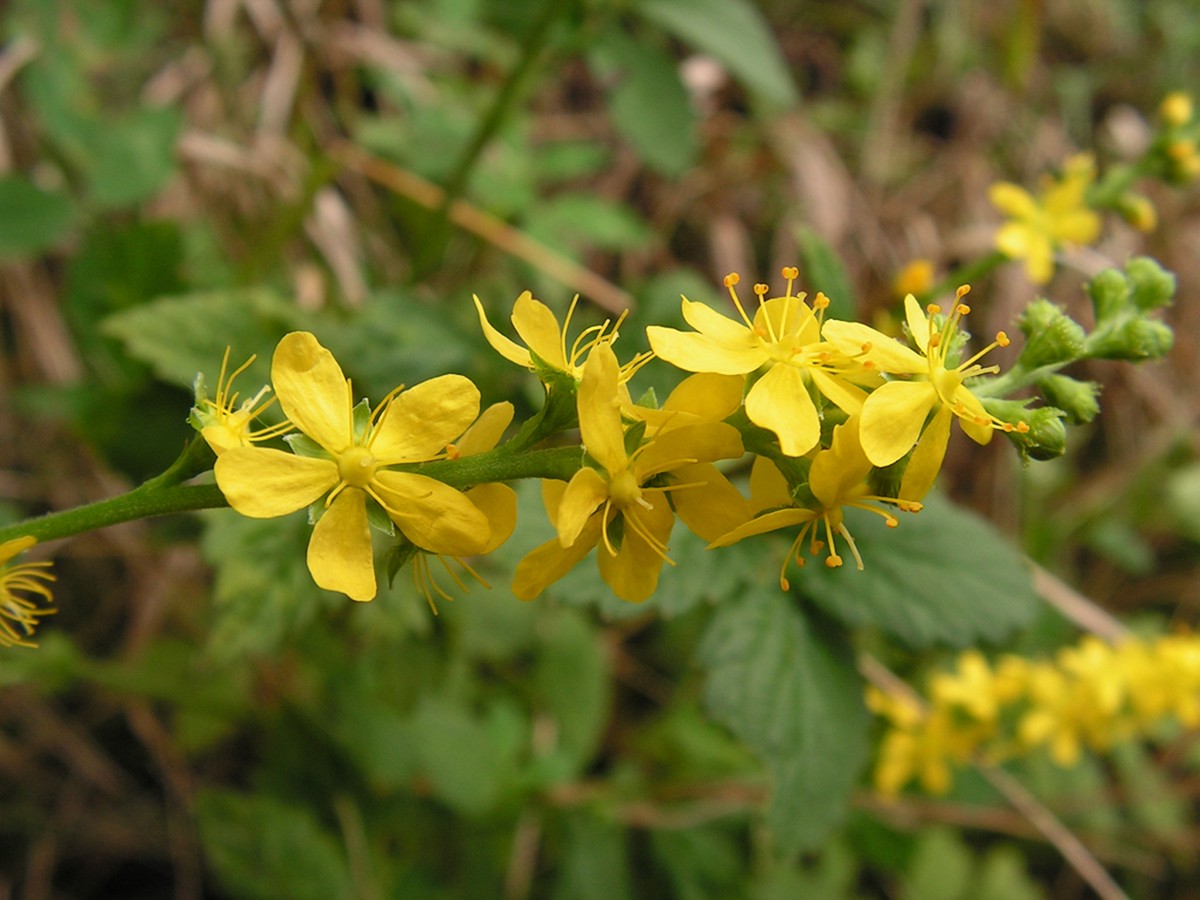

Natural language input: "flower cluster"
[200,267,1054,604]
[868,632,1200,797]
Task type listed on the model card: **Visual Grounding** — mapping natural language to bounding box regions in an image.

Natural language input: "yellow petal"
[578,343,627,475]
[899,405,953,501]
[809,417,871,508]
[456,402,515,456]
[370,374,480,463]
[474,294,532,368]
[0,536,36,565]
[904,294,932,354]
[662,372,745,421]
[755,295,814,341]
[512,518,602,600]
[634,422,743,480]
[859,380,938,467]
[749,456,791,511]
[215,447,337,517]
[668,462,750,543]
[512,291,567,369]
[680,296,755,344]
[372,471,489,555]
[541,478,569,531]
[465,483,518,552]
[1053,209,1102,244]
[951,387,996,445]
[597,496,674,601]
[646,327,764,375]
[271,332,353,453]
[307,488,376,601]
[809,369,869,416]
[745,364,820,457]
[556,467,609,547]
[708,507,818,548]
[822,320,926,375]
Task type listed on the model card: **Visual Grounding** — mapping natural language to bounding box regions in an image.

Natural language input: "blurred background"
[1,0,1198,897]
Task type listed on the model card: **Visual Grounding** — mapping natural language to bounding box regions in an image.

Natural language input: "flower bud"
[1087,269,1129,322]
[984,401,1068,461]
[1038,374,1101,424]
[1087,318,1175,361]
[1017,299,1087,367]
[1126,256,1176,311]
[1115,193,1157,233]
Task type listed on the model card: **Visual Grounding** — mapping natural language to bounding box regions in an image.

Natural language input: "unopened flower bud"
[1018,299,1086,367]
[1038,374,1101,424]
[1115,193,1157,232]
[983,401,1067,461]
[1087,269,1129,322]
[1087,318,1175,361]
[1126,256,1176,312]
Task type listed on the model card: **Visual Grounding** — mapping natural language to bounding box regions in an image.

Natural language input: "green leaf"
[700,593,869,853]
[589,29,699,176]
[900,827,973,900]
[87,106,183,208]
[412,696,526,816]
[638,0,798,110]
[0,175,76,259]
[796,493,1039,649]
[102,287,303,389]
[554,811,635,900]
[534,609,610,775]
[194,789,352,900]
[525,193,652,255]
[795,225,856,321]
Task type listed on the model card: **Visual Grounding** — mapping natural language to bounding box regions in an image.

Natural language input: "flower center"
[338,446,378,488]
[609,469,643,509]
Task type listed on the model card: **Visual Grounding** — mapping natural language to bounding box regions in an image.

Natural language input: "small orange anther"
[781,266,799,279]
[724,273,741,287]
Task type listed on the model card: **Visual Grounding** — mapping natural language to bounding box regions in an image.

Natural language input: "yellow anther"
[885,516,898,528]
[825,555,843,568]
[754,283,769,297]
[996,331,1010,347]
[781,266,799,280]
[1016,422,1030,433]
[956,284,971,301]
[724,273,740,288]
[956,303,971,316]
[926,303,941,315]
[813,292,830,310]
[445,443,461,460]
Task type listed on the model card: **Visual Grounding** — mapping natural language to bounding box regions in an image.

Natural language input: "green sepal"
[1126,256,1176,312]
[351,397,372,440]
[285,433,329,459]
[366,496,396,536]
[384,537,420,587]
[634,385,659,409]
[982,399,1067,461]
[622,419,647,457]
[1017,299,1087,368]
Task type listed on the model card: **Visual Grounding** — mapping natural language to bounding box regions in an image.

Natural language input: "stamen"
[561,294,581,366]
[781,266,799,298]
[724,273,756,331]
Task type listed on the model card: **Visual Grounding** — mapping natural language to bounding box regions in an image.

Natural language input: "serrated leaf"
[589,29,698,176]
[796,493,1039,649]
[700,593,868,853]
[102,288,303,389]
[0,175,76,259]
[639,0,798,110]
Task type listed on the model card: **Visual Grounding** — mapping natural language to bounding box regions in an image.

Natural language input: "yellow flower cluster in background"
[868,632,1200,797]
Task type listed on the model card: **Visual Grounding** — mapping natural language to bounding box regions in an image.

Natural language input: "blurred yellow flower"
[215,332,490,602]
[892,258,936,299]
[0,537,56,649]
[989,154,1101,283]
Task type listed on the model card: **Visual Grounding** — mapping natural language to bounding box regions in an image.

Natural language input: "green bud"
[1038,374,1101,424]
[1126,256,1176,311]
[981,400,1067,461]
[1087,268,1130,322]
[1017,299,1086,368]
[1087,318,1175,361]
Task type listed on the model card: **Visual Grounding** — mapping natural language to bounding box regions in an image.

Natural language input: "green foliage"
[797,494,1039,649]
[0,175,76,259]
[700,593,869,852]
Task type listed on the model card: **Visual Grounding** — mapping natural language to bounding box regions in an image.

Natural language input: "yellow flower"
[474,290,649,381]
[646,269,873,457]
[215,332,490,602]
[823,288,1027,489]
[0,537,56,649]
[513,342,744,602]
[1161,91,1194,127]
[413,402,519,611]
[892,258,936,299]
[988,154,1102,283]
[191,348,292,454]
[866,688,978,797]
[709,418,919,587]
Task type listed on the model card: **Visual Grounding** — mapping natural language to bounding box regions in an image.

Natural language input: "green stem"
[0,484,228,545]
[408,445,582,487]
